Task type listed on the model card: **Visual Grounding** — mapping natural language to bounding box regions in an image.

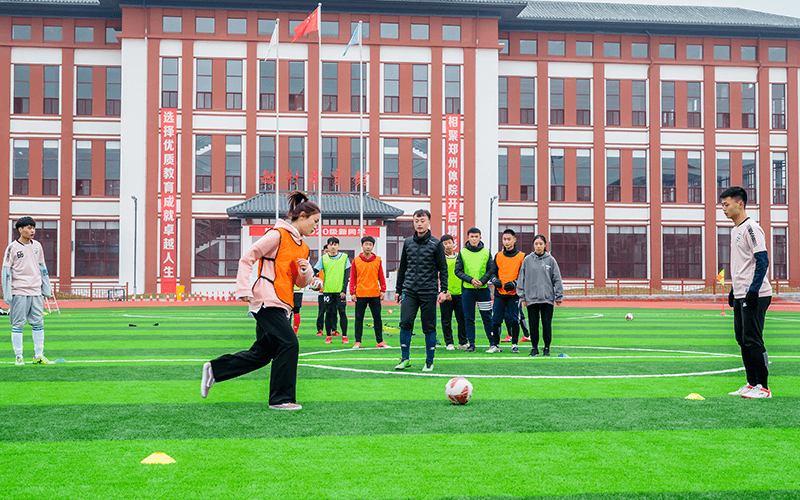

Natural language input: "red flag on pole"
[291,6,320,42]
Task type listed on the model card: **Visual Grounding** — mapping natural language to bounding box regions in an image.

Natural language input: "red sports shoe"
[316,330,324,336]
[376,341,389,348]
[332,330,341,336]
[501,335,513,342]
[324,336,332,344]
[342,336,350,344]
[520,336,531,342]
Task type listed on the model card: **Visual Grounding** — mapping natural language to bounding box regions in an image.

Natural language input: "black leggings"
[527,303,554,348]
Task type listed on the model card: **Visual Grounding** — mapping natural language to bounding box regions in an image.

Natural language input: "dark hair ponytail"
[286,190,321,221]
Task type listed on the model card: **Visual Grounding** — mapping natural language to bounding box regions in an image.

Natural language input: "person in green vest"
[454,227,494,353]
[439,234,466,350]
[313,237,350,344]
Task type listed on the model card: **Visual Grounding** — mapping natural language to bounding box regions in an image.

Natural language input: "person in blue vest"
[454,227,494,353]
[314,237,350,344]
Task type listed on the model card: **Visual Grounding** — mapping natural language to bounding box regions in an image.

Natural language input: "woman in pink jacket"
[201,191,320,410]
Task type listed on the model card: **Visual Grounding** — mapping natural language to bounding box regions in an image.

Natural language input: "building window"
[196,17,215,33]
[76,66,93,115]
[258,19,276,36]
[43,66,59,115]
[632,80,646,126]
[106,67,121,115]
[499,39,509,54]
[289,61,305,111]
[687,151,702,204]
[412,139,428,196]
[773,228,788,280]
[714,45,731,60]
[499,225,537,254]
[162,16,182,33]
[606,150,620,202]
[717,227,731,280]
[442,25,460,42]
[742,152,757,204]
[661,81,675,127]
[76,141,92,196]
[258,136,275,193]
[259,60,275,110]
[520,148,535,201]
[772,84,786,129]
[75,26,94,42]
[351,62,367,112]
[548,40,565,56]
[196,59,212,109]
[225,136,241,193]
[576,41,593,56]
[320,20,338,37]
[498,147,508,201]
[686,44,703,60]
[75,221,119,276]
[631,42,648,58]
[44,26,62,41]
[606,80,620,126]
[663,227,702,279]
[322,62,338,112]
[227,18,246,35]
[411,24,429,40]
[106,26,120,44]
[12,25,32,40]
[322,137,338,192]
[607,226,647,279]
[550,78,564,124]
[13,140,29,195]
[226,60,243,110]
[520,77,535,124]
[659,43,675,59]
[772,152,786,204]
[520,39,537,55]
[38,221,58,276]
[550,226,591,279]
[632,150,647,202]
[105,141,120,196]
[603,42,620,58]
[386,221,414,273]
[351,137,367,192]
[716,151,730,198]
[741,46,757,61]
[381,23,398,39]
[288,137,304,190]
[768,47,786,62]
[42,140,59,196]
[716,83,730,128]
[550,149,565,202]
[383,138,399,195]
[741,83,755,129]
[445,65,461,114]
[383,64,399,113]
[195,219,241,277]
[576,149,591,202]
[687,82,701,128]
[195,135,211,192]
[662,151,676,203]
[14,65,30,114]
[498,77,508,123]
[162,58,179,108]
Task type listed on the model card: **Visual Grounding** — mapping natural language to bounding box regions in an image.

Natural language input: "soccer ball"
[625,313,634,321]
[308,277,323,291]
[445,376,473,405]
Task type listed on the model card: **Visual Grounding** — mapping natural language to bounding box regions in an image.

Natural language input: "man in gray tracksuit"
[517,235,563,356]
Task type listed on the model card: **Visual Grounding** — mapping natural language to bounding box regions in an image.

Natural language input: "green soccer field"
[1,304,799,500]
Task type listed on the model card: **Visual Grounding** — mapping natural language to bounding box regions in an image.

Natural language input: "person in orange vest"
[200,191,319,410]
[489,229,526,354]
[349,236,389,349]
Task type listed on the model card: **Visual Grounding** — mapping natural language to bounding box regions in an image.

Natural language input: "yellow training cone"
[141,452,176,464]
[684,393,705,400]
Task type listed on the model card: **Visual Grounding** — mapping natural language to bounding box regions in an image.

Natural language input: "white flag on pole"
[265,21,279,59]
[343,23,360,56]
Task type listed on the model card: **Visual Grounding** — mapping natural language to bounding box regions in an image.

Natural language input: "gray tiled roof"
[520,1,800,28]
[0,0,99,4]
[227,193,405,220]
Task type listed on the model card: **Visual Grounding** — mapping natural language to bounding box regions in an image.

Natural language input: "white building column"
[474,48,500,254]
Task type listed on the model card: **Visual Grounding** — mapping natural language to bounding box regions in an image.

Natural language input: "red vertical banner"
[160,109,178,294]
[444,114,461,243]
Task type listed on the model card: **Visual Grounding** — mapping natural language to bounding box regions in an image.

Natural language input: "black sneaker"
[529,347,539,357]
[511,346,520,354]
[465,344,476,352]
[543,347,550,356]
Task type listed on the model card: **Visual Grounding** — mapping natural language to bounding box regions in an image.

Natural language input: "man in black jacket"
[394,209,448,372]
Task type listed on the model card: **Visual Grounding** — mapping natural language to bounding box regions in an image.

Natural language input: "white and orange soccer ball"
[445,376,473,405]
[308,277,323,291]
[625,313,634,321]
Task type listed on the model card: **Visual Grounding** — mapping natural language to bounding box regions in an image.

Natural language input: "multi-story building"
[1,0,798,295]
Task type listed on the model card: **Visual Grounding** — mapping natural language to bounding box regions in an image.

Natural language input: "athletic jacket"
[396,230,447,296]
[517,251,564,306]
[349,253,387,298]
[454,241,492,290]
[2,239,52,301]
[488,246,525,297]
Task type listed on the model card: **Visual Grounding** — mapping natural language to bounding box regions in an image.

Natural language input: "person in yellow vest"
[314,237,350,344]
[454,227,494,353]
[439,234,467,350]
[201,191,320,410]
[349,235,389,349]
[488,229,526,353]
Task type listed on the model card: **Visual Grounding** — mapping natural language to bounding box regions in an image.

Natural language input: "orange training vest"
[258,227,310,307]
[495,250,525,295]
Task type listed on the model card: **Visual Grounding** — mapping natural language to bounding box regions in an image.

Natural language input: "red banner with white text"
[160,109,178,294]
[444,114,461,243]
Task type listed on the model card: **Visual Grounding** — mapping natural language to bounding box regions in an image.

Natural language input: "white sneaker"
[728,383,754,396]
[446,344,455,351]
[742,384,772,399]
[486,345,501,353]
[201,362,215,398]
[269,403,303,410]
[458,344,467,350]
[15,355,24,366]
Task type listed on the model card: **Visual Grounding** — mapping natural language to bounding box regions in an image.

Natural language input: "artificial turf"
[0,304,798,499]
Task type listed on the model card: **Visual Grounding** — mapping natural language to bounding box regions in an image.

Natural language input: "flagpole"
[358,21,364,238]
[274,18,280,222]
[317,3,323,256]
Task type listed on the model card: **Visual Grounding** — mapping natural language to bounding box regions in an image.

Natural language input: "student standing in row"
[439,234,467,350]
[489,229,526,353]
[517,235,563,357]
[314,237,350,344]
[455,228,494,353]
[350,236,389,349]
[314,244,328,337]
